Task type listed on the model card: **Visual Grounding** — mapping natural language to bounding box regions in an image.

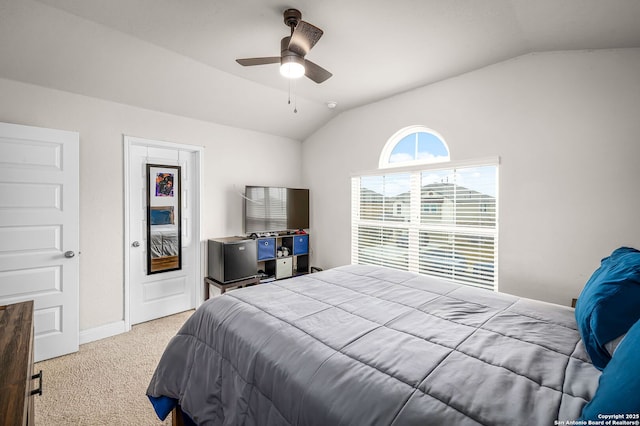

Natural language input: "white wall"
[302,49,640,306]
[0,78,302,331]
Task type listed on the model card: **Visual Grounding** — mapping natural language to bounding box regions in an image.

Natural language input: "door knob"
[64,251,75,258]
[132,241,140,247]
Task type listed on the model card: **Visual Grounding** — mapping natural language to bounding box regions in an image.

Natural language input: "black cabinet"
[207,237,258,283]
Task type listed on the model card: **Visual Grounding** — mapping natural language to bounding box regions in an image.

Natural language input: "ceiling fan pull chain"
[293,79,298,113]
[286,78,297,113]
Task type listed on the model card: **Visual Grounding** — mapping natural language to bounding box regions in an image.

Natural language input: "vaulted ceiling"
[2,0,640,140]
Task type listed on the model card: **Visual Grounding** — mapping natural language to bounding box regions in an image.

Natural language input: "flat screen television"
[243,186,309,234]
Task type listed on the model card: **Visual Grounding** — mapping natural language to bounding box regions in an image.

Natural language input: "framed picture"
[146,164,181,274]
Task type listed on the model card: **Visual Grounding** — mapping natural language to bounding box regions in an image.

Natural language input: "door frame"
[123,135,204,331]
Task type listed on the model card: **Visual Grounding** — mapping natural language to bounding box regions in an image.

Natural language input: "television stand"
[204,276,260,299]
[256,233,309,281]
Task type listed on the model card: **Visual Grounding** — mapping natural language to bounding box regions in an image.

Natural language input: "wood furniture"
[204,275,260,299]
[172,406,185,426]
[0,300,41,426]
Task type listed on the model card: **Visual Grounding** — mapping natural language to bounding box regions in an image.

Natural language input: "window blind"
[351,162,498,290]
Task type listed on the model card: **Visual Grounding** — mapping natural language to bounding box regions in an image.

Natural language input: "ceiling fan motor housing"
[280,36,301,58]
[281,36,293,54]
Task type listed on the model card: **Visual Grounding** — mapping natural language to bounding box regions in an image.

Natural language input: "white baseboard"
[79,320,127,345]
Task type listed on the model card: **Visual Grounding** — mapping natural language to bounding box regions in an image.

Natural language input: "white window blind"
[351,162,498,290]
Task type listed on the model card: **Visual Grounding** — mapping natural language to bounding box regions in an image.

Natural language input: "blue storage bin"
[293,235,309,255]
[257,238,276,260]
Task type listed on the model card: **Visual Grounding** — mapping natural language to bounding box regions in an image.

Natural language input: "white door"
[0,122,79,362]
[125,137,201,325]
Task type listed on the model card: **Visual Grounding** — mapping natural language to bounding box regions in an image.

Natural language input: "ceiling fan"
[236,8,332,84]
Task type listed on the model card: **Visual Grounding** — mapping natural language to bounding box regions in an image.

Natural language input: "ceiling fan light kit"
[280,61,305,79]
[280,40,305,79]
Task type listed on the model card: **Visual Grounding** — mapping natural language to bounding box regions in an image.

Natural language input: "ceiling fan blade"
[288,21,323,57]
[236,57,280,66]
[304,59,332,84]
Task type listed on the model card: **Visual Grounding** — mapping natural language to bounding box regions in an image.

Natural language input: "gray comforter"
[147,265,601,425]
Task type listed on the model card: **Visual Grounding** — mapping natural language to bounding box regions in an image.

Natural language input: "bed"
[147,249,640,425]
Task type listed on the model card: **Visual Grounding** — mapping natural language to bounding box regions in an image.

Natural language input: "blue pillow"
[575,247,640,370]
[580,318,640,420]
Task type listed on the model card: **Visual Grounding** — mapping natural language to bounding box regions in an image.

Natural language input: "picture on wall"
[147,164,181,274]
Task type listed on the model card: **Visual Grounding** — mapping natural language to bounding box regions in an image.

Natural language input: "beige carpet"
[34,310,194,425]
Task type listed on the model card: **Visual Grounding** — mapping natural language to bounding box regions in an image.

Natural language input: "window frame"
[379,125,450,169]
[351,156,500,291]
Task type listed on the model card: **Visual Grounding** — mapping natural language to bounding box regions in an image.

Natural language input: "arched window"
[379,126,450,168]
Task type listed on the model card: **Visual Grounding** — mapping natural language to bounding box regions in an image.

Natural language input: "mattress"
[147,264,601,425]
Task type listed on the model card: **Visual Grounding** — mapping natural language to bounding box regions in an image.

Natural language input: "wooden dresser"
[0,300,41,426]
